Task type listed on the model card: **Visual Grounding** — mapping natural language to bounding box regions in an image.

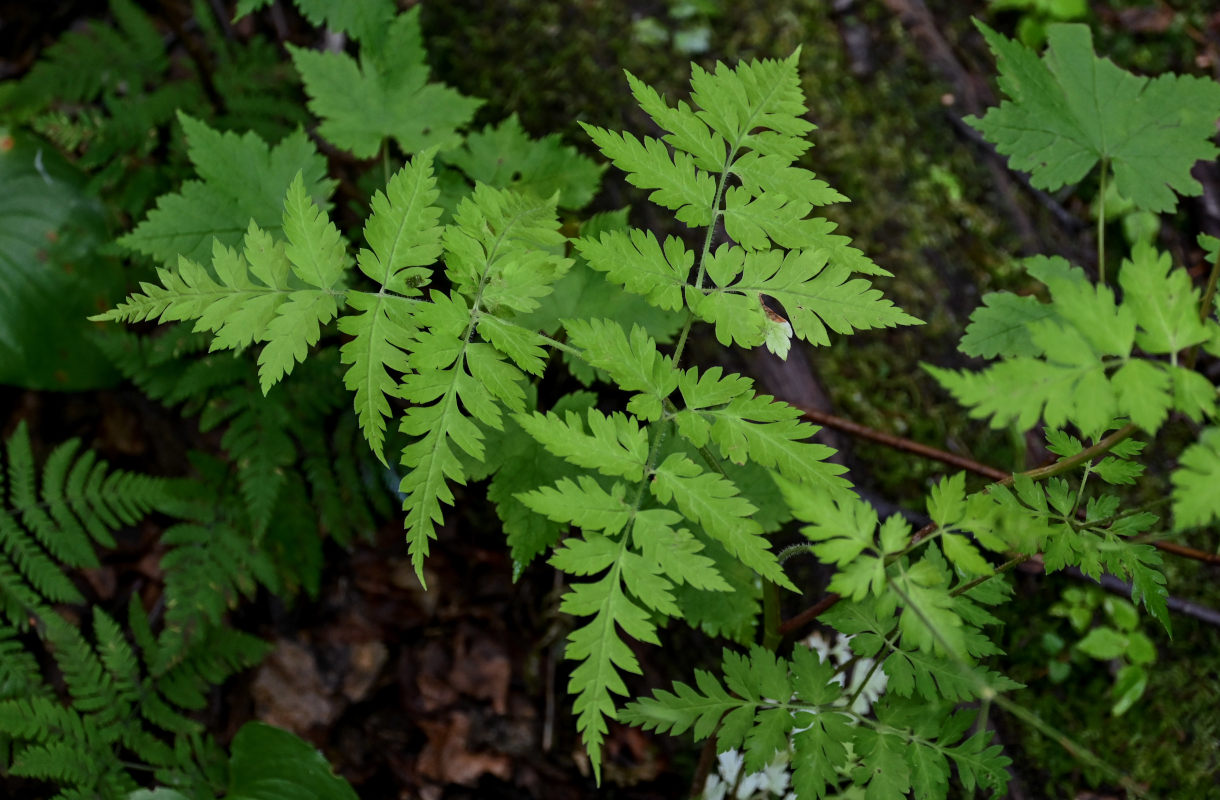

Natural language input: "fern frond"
[340,152,443,462]
[160,522,274,630]
[4,0,166,114]
[100,174,348,393]
[397,185,567,581]
[514,409,649,481]
[0,423,169,629]
[651,454,793,590]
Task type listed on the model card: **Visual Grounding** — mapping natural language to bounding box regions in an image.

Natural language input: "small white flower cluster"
[701,633,888,800]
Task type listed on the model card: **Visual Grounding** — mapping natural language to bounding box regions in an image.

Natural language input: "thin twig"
[796,404,1008,480]
[797,408,1219,564]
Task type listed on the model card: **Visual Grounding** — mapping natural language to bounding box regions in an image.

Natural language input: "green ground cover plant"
[3,1,1219,797]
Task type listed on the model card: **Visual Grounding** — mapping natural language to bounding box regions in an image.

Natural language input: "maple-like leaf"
[119,113,334,265]
[969,21,1220,212]
[288,8,482,158]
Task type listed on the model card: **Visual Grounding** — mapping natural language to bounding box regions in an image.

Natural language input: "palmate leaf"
[339,152,444,463]
[288,8,481,158]
[119,113,334,265]
[98,174,349,393]
[970,21,1220,213]
[935,249,1215,435]
[958,292,1056,359]
[284,0,396,42]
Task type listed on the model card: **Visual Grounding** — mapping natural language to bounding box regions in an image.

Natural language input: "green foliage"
[930,247,1219,438]
[287,7,481,158]
[0,128,119,389]
[0,424,280,799]
[970,21,1220,212]
[0,423,166,625]
[1045,586,1156,716]
[2,0,304,218]
[118,114,335,266]
[621,644,1012,798]
[7,2,1219,797]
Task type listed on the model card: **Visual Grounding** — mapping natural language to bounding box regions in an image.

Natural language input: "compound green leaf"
[520,476,632,536]
[340,154,442,461]
[706,246,919,348]
[651,454,792,589]
[444,183,570,315]
[958,292,1056,359]
[515,409,648,481]
[561,568,656,780]
[1118,242,1210,355]
[689,52,813,159]
[625,70,727,171]
[1111,359,1172,432]
[564,319,679,420]
[579,124,715,227]
[574,228,692,312]
[632,509,729,592]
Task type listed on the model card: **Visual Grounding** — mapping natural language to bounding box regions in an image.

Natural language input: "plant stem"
[1184,240,1220,370]
[1097,157,1108,285]
[1014,423,1136,484]
[887,576,1147,797]
[844,655,883,711]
